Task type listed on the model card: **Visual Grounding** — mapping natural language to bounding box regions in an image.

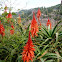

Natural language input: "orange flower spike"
[46,19,50,26]
[46,19,52,29]
[37,8,41,18]
[8,12,12,18]
[0,23,5,33]
[11,25,14,29]
[49,23,52,29]
[37,8,41,26]
[0,21,5,37]
[22,31,35,62]
[10,30,14,35]
[31,12,39,37]
[10,23,14,35]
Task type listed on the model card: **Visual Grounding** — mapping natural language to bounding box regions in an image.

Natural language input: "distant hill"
[16,4,61,20]
[15,4,62,27]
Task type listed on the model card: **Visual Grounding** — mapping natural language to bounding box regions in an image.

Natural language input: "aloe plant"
[33,20,62,62]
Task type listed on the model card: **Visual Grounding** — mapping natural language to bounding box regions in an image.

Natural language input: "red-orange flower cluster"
[10,25,14,35]
[37,8,41,18]
[46,19,52,29]
[6,12,12,23]
[11,25,14,29]
[37,8,41,26]
[8,12,12,18]
[10,30,14,35]
[30,12,39,37]
[22,32,35,62]
[0,21,5,37]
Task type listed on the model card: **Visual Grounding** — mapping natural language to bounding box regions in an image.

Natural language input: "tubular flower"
[7,12,12,23]
[37,8,41,26]
[8,12,12,18]
[30,12,39,37]
[10,30,14,35]
[17,14,21,23]
[11,25,14,29]
[0,21,5,37]
[46,19,52,29]
[22,31,35,62]
[10,24,14,35]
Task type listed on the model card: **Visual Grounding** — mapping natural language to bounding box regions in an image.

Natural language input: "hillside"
[15,4,62,27]
[16,4,61,18]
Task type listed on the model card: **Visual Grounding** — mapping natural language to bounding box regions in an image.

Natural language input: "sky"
[0,0,61,12]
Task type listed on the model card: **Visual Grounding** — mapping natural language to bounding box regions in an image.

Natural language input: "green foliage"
[2,12,8,17]
[12,12,17,15]
[0,18,62,62]
[60,5,62,15]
